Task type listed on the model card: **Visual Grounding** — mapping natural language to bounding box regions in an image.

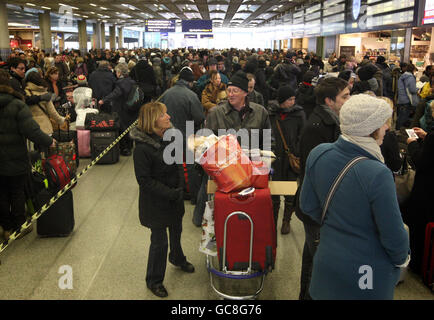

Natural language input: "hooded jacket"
[0,85,52,176]
[130,126,184,229]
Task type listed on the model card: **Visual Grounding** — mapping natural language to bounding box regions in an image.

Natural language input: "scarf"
[342,133,384,163]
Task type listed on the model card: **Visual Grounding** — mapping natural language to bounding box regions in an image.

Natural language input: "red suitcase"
[422,222,434,291]
[42,154,73,192]
[214,188,276,273]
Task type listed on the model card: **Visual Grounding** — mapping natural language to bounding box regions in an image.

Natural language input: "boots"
[281,203,294,235]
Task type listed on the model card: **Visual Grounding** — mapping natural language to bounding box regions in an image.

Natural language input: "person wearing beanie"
[356,63,383,96]
[268,85,306,235]
[296,71,317,119]
[296,77,350,300]
[338,70,356,91]
[178,66,195,83]
[300,93,410,300]
[192,69,271,227]
[76,74,88,87]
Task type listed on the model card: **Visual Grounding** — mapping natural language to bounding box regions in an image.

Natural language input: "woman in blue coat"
[300,94,410,300]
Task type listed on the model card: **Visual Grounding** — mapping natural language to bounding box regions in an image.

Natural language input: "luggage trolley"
[205,180,298,300]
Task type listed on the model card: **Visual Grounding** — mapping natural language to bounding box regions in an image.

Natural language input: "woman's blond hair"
[137,101,168,134]
[379,96,394,128]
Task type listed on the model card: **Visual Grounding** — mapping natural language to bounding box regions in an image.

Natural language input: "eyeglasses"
[227,88,242,94]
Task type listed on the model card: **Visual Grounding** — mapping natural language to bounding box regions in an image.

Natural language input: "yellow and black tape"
[0,119,138,254]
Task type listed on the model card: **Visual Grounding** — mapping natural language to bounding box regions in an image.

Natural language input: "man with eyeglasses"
[8,58,54,106]
[192,70,272,227]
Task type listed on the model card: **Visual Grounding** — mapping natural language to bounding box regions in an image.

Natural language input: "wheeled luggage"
[422,222,434,291]
[50,124,78,175]
[85,112,120,132]
[36,189,75,237]
[214,188,276,272]
[91,131,120,164]
[77,129,91,158]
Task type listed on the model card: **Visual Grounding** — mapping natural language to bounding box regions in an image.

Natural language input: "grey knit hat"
[339,94,392,136]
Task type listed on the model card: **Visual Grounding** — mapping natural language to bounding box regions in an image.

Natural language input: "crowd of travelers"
[0,45,433,299]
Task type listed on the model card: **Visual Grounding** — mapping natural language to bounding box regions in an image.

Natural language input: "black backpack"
[125,84,144,113]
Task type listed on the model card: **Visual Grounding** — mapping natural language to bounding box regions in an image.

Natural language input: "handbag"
[275,119,301,174]
[395,154,415,204]
[406,86,420,108]
[321,157,368,225]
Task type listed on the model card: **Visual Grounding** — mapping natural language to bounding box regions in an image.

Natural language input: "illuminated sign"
[423,0,434,24]
[145,20,176,32]
[182,20,212,33]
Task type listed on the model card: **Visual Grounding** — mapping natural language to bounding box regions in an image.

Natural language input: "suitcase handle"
[228,192,256,204]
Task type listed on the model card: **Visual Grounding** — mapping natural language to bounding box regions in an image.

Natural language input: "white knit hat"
[118,57,126,64]
[339,94,392,137]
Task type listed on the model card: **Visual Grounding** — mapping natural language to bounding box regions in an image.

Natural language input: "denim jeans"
[146,223,186,288]
[299,221,320,300]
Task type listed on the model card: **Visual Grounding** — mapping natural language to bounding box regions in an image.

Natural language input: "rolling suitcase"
[36,189,75,237]
[77,129,91,158]
[91,131,120,164]
[214,188,276,272]
[422,222,434,291]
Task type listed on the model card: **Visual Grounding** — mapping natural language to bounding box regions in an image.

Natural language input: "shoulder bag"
[275,119,301,174]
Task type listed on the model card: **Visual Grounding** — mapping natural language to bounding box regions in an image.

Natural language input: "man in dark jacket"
[269,85,306,235]
[296,77,350,300]
[8,58,53,107]
[160,67,205,205]
[54,54,69,86]
[130,58,157,102]
[270,55,301,97]
[0,70,54,241]
[89,60,117,113]
[376,56,393,99]
[193,71,272,226]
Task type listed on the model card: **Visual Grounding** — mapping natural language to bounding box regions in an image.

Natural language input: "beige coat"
[201,82,227,113]
[25,82,65,135]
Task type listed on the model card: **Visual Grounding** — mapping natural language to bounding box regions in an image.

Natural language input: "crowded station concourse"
[0,0,433,302]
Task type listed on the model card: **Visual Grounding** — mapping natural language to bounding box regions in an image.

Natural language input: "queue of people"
[0,46,433,300]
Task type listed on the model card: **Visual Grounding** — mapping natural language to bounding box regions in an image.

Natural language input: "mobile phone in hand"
[405,129,418,139]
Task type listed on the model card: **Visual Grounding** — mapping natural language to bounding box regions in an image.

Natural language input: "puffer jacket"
[25,82,65,135]
[0,85,52,176]
[130,126,184,229]
[398,72,419,106]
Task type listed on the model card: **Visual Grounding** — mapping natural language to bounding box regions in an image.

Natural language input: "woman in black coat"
[0,70,54,240]
[131,101,194,298]
[401,127,434,276]
[269,85,306,235]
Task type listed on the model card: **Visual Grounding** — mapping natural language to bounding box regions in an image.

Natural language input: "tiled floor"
[0,156,432,300]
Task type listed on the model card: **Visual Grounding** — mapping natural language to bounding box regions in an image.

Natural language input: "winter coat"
[88,66,117,101]
[130,60,157,98]
[9,71,41,107]
[0,85,52,176]
[296,83,316,120]
[25,82,65,135]
[270,63,301,91]
[103,76,136,130]
[376,62,393,99]
[131,126,184,229]
[296,104,341,225]
[398,72,419,106]
[205,99,272,150]
[196,71,229,95]
[54,61,69,84]
[402,132,434,274]
[201,82,227,113]
[380,130,402,173]
[300,137,410,299]
[160,79,205,139]
[268,101,306,181]
[74,63,88,77]
[247,90,265,108]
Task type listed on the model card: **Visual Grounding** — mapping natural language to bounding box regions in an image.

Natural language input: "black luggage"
[91,131,120,164]
[36,189,75,237]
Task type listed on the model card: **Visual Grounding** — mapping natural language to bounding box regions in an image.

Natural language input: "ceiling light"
[25,3,36,6]
[90,3,97,6]
[41,6,51,10]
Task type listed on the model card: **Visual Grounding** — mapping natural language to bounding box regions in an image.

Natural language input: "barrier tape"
[0,119,138,255]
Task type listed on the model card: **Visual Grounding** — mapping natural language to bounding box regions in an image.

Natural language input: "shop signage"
[200,34,214,39]
[184,34,198,39]
[145,20,176,33]
[423,0,434,24]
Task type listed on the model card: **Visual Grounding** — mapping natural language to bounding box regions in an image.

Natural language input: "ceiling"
[6,0,311,29]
